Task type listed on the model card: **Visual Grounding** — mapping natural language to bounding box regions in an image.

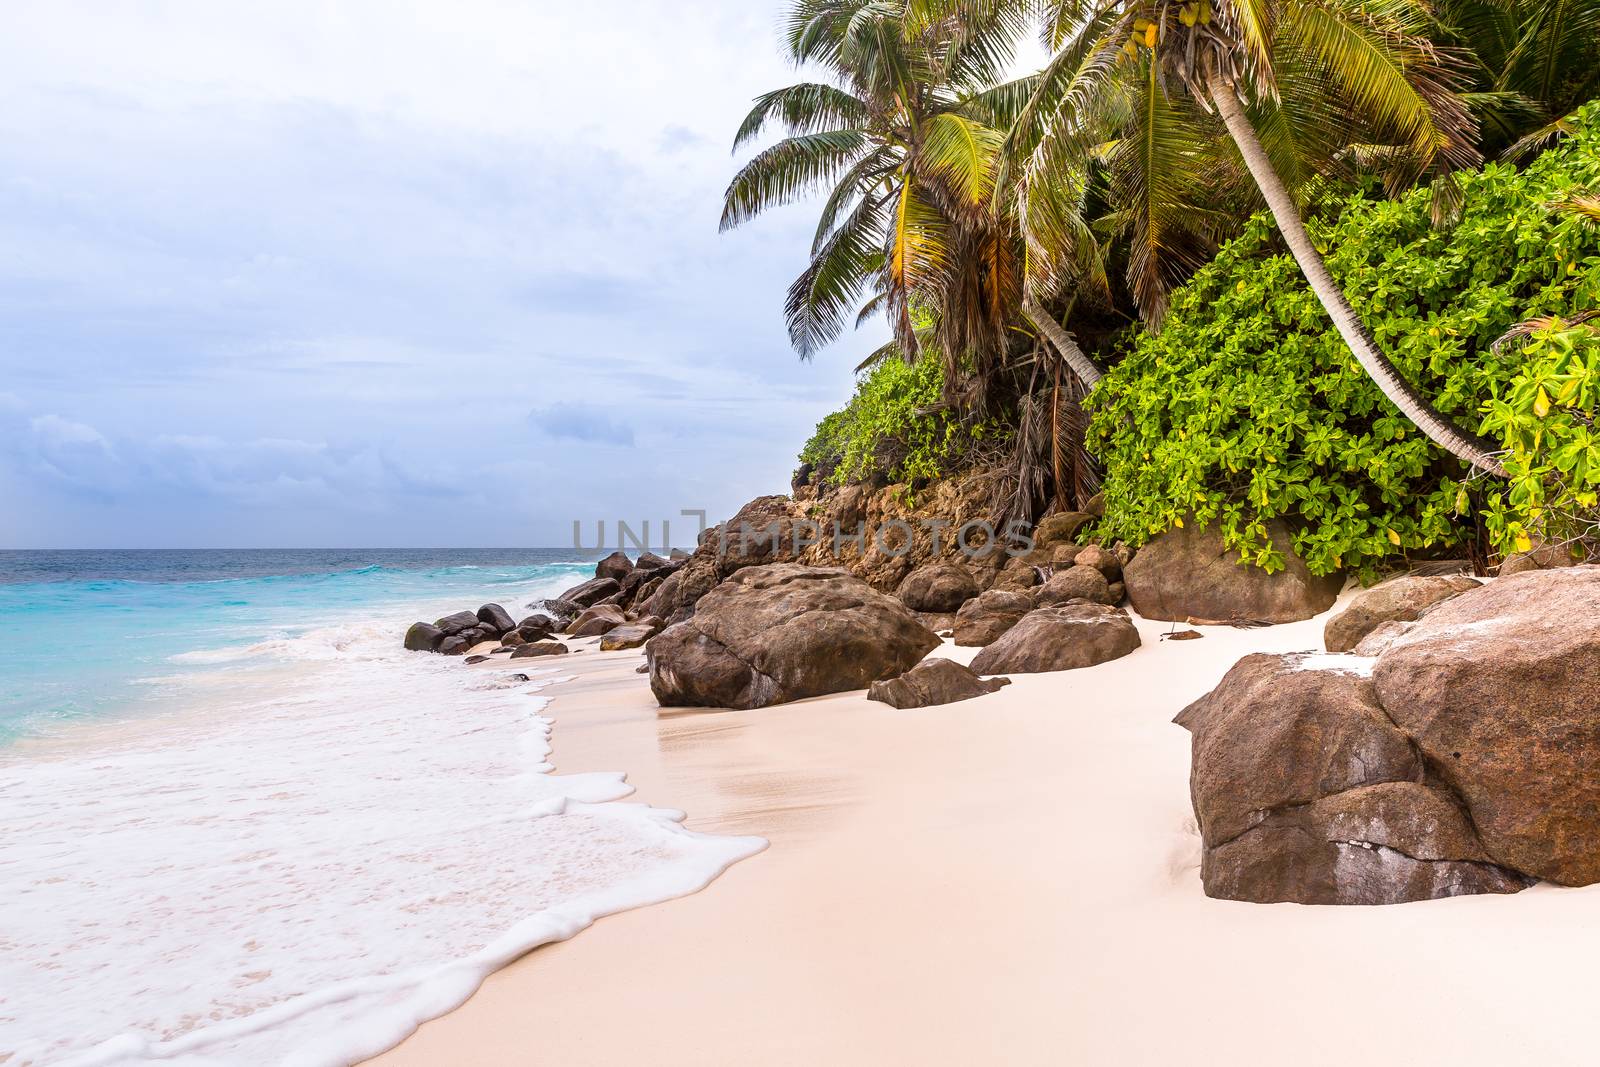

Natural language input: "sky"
[0,1,890,548]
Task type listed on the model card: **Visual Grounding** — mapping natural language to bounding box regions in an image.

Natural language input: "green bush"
[798,351,1008,488]
[1479,320,1600,559]
[1088,101,1600,582]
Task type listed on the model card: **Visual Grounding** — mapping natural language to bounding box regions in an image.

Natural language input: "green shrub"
[798,352,1008,488]
[1479,320,1600,559]
[1088,101,1600,582]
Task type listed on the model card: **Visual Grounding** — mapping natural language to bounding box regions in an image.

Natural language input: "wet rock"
[595,551,633,582]
[558,577,622,609]
[434,610,480,635]
[568,604,626,638]
[867,658,1010,709]
[439,635,470,656]
[404,622,444,652]
[476,603,515,634]
[500,631,526,648]
[464,655,489,665]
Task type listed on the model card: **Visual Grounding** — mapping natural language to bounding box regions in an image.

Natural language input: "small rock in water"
[511,640,569,658]
[464,655,489,665]
[438,635,470,656]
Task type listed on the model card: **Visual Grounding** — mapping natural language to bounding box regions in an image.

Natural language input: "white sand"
[375,603,1600,1066]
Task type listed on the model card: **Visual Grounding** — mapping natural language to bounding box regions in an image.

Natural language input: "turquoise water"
[0,548,597,743]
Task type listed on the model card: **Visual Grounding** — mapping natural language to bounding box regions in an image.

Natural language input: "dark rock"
[488,647,512,655]
[953,589,1035,647]
[1323,574,1481,652]
[434,610,480,635]
[465,654,489,665]
[500,631,526,648]
[969,602,1140,674]
[634,551,672,573]
[1035,564,1115,607]
[511,640,569,658]
[595,551,633,582]
[525,599,581,627]
[516,617,555,641]
[669,548,691,561]
[439,635,470,656]
[636,663,650,673]
[1176,653,1530,904]
[1371,567,1600,885]
[646,563,940,710]
[867,659,1011,709]
[476,603,516,634]
[896,562,980,613]
[404,622,445,652]
[558,577,622,608]
[1123,519,1342,623]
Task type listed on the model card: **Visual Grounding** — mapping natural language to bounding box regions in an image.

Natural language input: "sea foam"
[0,610,765,1065]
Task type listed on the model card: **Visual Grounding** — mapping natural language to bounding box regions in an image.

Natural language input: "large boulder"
[867,659,1011,709]
[1034,564,1115,607]
[1074,544,1121,581]
[1123,519,1341,623]
[558,577,622,609]
[1176,653,1530,904]
[646,564,940,710]
[1323,574,1480,652]
[969,602,1141,674]
[434,610,480,635]
[1370,567,1600,885]
[568,604,626,638]
[595,551,633,582]
[476,603,516,634]
[953,589,1035,646]
[404,622,445,652]
[896,562,980,613]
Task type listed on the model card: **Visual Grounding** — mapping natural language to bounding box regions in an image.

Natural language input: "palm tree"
[931,0,1510,475]
[721,0,1034,405]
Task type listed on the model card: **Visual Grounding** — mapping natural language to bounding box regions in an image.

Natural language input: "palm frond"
[721,130,871,232]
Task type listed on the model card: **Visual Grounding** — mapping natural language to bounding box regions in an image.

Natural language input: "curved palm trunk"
[1205,72,1507,478]
[1023,296,1104,389]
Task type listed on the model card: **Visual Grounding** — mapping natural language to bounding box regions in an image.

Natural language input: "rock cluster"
[404,604,560,657]
[1177,567,1600,905]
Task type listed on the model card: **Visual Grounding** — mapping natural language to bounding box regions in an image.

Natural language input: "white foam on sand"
[0,615,765,1066]
[1286,651,1376,677]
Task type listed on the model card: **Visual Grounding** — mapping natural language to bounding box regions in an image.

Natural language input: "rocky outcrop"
[1176,652,1531,904]
[595,551,633,583]
[1124,519,1342,623]
[558,577,622,609]
[404,622,444,652]
[896,562,980,613]
[867,659,1010,708]
[1178,568,1600,903]
[568,604,625,637]
[969,602,1141,674]
[1323,574,1480,652]
[476,603,515,633]
[1370,567,1600,885]
[646,564,940,710]
[953,589,1035,646]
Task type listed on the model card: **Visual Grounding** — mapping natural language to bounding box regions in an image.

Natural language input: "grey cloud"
[529,403,636,447]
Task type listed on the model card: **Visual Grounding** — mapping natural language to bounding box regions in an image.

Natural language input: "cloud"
[529,403,636,447]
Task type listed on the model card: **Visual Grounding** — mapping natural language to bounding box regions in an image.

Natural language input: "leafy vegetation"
[798,351,1010,489]
[1088,102,1600,580]
[1481,319,1600,560]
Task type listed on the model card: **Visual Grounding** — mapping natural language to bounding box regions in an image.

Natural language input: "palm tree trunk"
[1023,296,1104,389]
[1205,71,1507,478]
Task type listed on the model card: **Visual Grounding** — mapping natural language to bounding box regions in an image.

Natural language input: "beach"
[380,599,1600,1066]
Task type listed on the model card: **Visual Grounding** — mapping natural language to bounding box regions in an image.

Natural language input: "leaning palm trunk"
[1023,296,1105,389]
[1205,71,1507,478]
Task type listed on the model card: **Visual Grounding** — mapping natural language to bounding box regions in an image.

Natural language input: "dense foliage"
[798,352,1009,489]
[1089,103,1600,581]
[1481,320,1600,560]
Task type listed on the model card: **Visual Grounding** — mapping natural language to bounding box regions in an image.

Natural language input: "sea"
[0,549,763,1066]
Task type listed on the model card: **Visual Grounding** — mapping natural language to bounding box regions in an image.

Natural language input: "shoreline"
[378,599,1600,1066]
